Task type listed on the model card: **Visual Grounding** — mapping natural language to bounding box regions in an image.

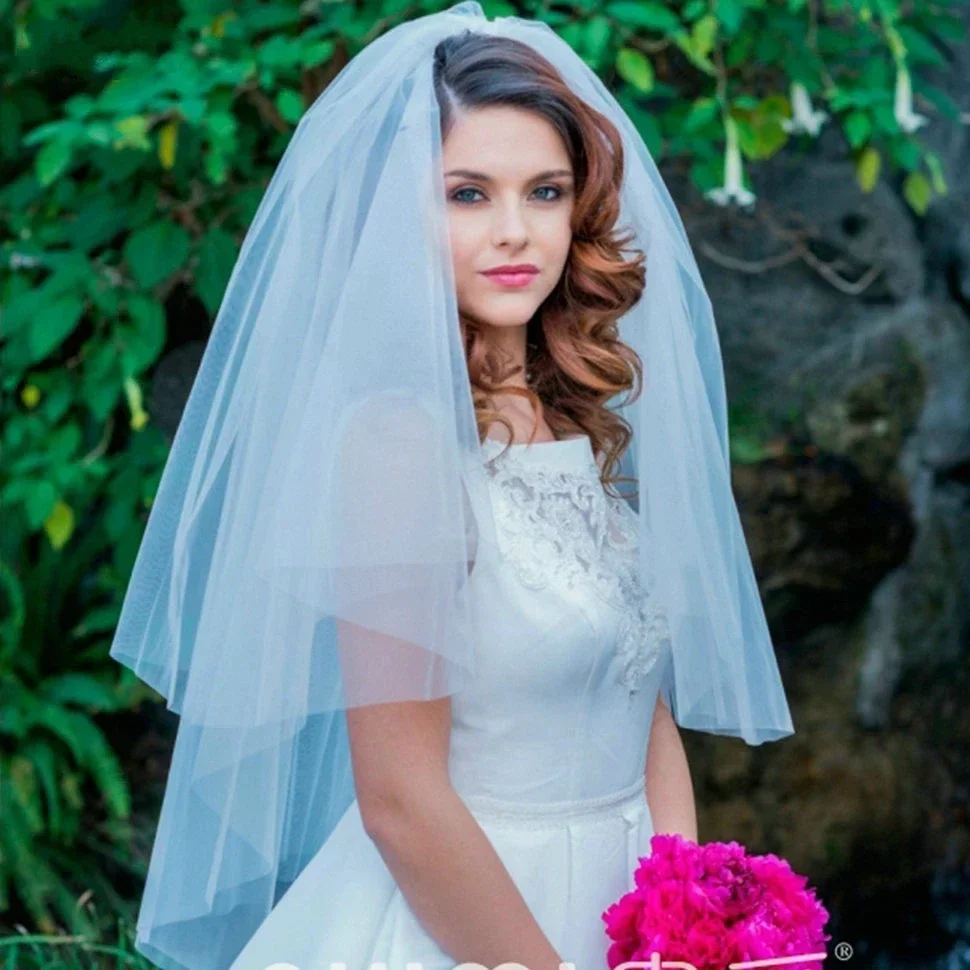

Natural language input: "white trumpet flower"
[705,116,756,208]
[781,82,829,136]
[893,62,929,133]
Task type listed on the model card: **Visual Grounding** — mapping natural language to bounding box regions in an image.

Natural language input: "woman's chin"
[468,301,540,331]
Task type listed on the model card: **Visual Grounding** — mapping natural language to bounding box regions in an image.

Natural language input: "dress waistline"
[458,778,647,826]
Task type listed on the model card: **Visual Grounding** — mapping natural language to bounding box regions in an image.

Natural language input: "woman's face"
[442,105,575,331]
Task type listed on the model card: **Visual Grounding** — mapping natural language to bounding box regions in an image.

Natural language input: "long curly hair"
[433,29,645,498]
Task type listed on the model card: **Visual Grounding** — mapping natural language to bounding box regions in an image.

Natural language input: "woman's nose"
[491,201,529,247]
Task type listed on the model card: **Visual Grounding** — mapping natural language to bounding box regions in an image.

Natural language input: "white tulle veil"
[109,4,794,969]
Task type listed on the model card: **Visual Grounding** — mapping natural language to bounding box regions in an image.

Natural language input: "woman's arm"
[644,695,698,843]
[346,694,567,970]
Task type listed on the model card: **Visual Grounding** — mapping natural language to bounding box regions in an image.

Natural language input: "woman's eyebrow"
[444,168,574,182]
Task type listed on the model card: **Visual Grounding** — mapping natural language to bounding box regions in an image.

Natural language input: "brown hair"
[433,30,645,499]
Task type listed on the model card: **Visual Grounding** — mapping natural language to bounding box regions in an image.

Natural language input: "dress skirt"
[228,778,654,970]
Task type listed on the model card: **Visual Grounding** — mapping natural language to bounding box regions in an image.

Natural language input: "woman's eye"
[449,185,564,204]
[533,185,562,201]
[452,187,485,204]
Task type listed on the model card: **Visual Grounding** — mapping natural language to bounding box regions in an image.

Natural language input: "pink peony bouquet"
[602,834,831,970]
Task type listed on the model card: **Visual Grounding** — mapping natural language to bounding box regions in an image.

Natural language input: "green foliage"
[0,529,144,934]
[0,672,133,933]
[0,917,156,970]
[0,0,965,938]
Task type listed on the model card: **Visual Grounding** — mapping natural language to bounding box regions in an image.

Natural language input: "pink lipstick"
[482,263,539,288]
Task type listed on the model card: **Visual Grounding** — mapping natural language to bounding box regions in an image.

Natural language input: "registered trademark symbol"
[834,942,854,961]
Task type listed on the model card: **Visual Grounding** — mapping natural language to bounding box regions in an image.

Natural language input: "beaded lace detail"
[482,442,671,697]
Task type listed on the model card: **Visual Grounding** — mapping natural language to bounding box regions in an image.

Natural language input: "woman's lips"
[482,269,538,288]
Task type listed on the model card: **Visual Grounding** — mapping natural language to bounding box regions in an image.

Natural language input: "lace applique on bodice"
[480,435,671,697]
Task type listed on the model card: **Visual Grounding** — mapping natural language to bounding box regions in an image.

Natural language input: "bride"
[109,6,794,970]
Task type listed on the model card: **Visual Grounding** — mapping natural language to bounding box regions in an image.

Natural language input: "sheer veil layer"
[109,5,794,969]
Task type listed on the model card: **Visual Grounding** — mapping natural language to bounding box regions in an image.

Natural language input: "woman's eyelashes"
[449,184,568,205]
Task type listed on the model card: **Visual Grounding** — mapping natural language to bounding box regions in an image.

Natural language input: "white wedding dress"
[228,433,674,970]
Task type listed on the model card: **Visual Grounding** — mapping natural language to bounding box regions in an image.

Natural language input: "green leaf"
[206,111,237,141]
[481,0,519,16]
[583,15,613,63]
[872,102,898,134]
[196,226,238,317]
[44,500,75,549]
[121,294,167,374]
[617,90,664,156]
[158,119,178,170]
[714,0,747,34]
[22,741,63,840]
[0,696,27,737]
[25,481,57,529]
[85,121,115,146]
[113,115,151,151]
[35,139,73,186]
[606,1,681,32]
[690,14,718,56]
[22,119,77,148]
[276,90,304,125]
[9,756,43,833]
[684,97,720,133]
[259,35,303,71]
[752,27,785,63]
[860,57,892,90]
[205,148,229,185]
[300,40,335,67]
[40,674,123,712]
[124,375,149,431]
[891,137,921,171]
[856,145,881,192]
[80,340,121,421]
[243,3,303,31]
[71,604,123,637]
[64,193,132,252]
[616,48,654,93]
[47,423,81,462]
[828,88,857,112]
[28,295,85,362]
[925,151,947,194]
[181,97,207,124]
[672,29,718,75]
[558,21,584,51]
[903,171,931,214]
[733,98,789,159]
[25,706,131,819]
[123,221,191,288]
[896,25,945,66]
[844,110,872,148]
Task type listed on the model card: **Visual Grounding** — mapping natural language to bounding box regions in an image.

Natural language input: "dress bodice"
[447,434,674,807]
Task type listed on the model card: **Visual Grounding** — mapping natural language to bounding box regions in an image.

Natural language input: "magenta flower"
[602,834,830,970]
